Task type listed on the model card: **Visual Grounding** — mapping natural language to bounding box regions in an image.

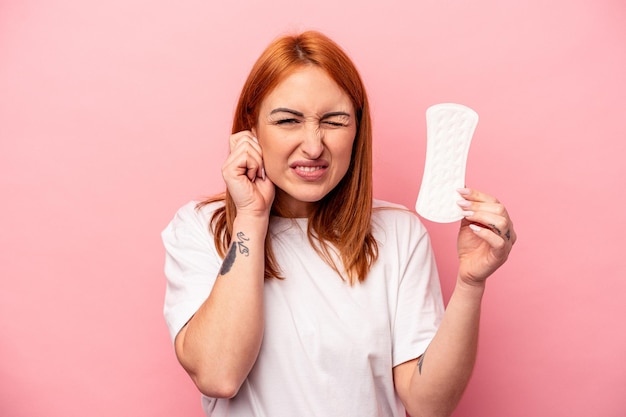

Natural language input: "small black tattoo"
[219,243,237,275]
[505,229,511,241]
[218,232,251,276]
[418,352,426,374]
[236,231,250,256]
[489,224,502,236]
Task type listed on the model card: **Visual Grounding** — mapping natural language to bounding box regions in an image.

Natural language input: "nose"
[300,122,324,159]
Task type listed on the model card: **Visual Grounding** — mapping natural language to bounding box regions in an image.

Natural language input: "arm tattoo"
[218,232,251,276]
[418,351,426,374]
[235,231,250,256]
[219,244,237,275]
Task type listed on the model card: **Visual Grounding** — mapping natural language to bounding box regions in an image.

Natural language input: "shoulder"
[175,199,223,223]
[163,200,224,240]
[371,199,428,237]
[370,199,431,251]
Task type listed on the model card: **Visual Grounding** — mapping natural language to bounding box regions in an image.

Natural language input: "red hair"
[201,31,377,284]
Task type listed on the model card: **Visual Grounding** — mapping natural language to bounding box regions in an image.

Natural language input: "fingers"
[224,131,265,183]
[229,130,258,153]
[458,187,517,246]
[457,187,499,204]
[466,222,513,251]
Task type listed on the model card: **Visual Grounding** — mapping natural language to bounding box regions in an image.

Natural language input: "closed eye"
[321,111,351,128]
[274,118,300,125]
[322,120,348,127]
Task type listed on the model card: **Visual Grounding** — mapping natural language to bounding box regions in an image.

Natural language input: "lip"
[290,160,329,181]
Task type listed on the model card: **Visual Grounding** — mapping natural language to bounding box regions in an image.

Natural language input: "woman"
[162,30,516,417]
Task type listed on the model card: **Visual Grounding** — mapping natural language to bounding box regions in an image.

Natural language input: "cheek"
[339,143,354,164]
[259,128,302,156]
[334,134,356,163]
[258,139,290,176]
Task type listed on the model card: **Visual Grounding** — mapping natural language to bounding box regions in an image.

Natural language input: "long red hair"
[201,31,377,284]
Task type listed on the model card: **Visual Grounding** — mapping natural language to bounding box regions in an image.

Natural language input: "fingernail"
[262,167,266,180]
[457,200,471,208]
[457,188,470,195]
[462,210,474,217]
[469,224,481,232]
[252,136,259,144]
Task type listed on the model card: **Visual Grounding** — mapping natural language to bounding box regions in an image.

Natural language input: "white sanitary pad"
[415,103,478,223]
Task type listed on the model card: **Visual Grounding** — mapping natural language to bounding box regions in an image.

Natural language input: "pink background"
[1,0,625,416]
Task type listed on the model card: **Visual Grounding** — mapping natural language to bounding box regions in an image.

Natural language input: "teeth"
[296,166,322,172]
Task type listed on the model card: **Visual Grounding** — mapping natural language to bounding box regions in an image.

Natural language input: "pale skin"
[393,188,516,417]
[173,130,274,398]
[173,66,517,415]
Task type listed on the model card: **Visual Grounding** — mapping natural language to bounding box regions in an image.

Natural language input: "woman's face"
[254,65,357,217]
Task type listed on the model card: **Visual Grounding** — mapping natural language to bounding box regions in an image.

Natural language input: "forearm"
[406,279,485,417]
[175,215,268,398]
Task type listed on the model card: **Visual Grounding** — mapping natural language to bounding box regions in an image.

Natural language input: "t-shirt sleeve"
[391,213,445,367]
[161,201,223,342]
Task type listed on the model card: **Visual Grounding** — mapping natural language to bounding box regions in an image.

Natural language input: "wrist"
[233,214,270,236]
[454,277,486,299]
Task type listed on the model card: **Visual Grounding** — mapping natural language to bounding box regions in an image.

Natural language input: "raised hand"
[222,130,275,218]
[456,188,516,285]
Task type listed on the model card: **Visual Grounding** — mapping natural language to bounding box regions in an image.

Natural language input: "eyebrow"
[269,108,351,118]
[270,108,304,117]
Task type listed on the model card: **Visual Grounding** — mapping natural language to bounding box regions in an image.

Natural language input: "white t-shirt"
[162,199,445,417]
